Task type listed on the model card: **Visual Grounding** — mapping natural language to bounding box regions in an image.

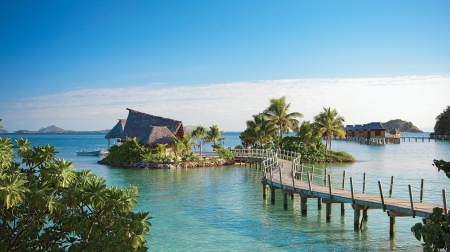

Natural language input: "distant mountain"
[383,119,423,133]
[0,128,9,133]
[184,125,198,133]
[37,125,74,133]
[14,127,108,133]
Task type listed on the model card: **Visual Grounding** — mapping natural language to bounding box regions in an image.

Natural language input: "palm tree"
[181,133,196,155]
[205,125,227,145]
[155,143,168,158]
[192,126,207,156]
[296,121,322,150]
[434,106,450,135]
[313,107,345,150]
[263,96,303,148]
[244,113,277,148]
[173,139,186,158]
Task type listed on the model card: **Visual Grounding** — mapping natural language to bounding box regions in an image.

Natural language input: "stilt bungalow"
[105,108,184,148]
[344,123,386,145]
[362,122,386,144]
[389,128,401,138]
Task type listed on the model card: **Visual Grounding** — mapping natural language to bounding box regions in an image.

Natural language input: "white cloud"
[1,75,449,131]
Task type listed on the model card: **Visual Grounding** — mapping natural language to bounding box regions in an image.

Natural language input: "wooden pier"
[341,134,450,144]
[233,149,448,236]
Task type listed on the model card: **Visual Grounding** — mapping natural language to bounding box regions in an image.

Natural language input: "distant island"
[14,125,110,134]
[383,119,423,133]
[0,128,9,133]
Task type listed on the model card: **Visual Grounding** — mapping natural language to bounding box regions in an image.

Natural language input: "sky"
[0,1,449,132]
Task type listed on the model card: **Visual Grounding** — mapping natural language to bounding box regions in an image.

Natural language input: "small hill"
[0,128,9,133]
[38,125,74,133]
[184,125,198,133]
[383,119,422,133]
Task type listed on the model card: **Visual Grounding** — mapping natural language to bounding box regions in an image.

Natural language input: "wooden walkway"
[263,158,446,235]
[268,159,440,219]
[233,149,447,235]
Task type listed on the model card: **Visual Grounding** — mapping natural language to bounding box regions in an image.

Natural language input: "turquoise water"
[4,133,450,251]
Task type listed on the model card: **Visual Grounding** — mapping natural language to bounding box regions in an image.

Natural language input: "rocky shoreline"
[98,159,236,169]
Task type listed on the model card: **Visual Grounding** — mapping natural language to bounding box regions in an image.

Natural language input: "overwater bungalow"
[362,122,386,144]
[105,108,184,148]
[344,122,386,144]
[389,128,401,138]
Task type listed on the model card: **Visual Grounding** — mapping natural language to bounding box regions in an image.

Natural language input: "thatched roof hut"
[389,128,401,137]
[105,108,184,146]
[141,126,177,147]
[105,119,127,139]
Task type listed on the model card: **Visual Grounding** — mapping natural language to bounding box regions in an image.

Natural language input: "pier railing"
[233,148,449,218]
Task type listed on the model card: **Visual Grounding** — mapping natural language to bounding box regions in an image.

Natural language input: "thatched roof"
[390,128,401,134]
[140,126,177,146]
[105,119,127,139]
[362,122,385,131]
[105,108,184,145]
[122,108,183,139]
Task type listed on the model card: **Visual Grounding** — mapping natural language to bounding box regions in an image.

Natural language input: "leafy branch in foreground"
[0,133,152,251]
[411,159,450,251]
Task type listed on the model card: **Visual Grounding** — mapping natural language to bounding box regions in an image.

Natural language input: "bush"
[218,149,234,161]
[103,137,148,166]
[0,136,151,251]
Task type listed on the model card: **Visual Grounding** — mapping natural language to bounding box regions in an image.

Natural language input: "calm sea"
[3,132,450,251]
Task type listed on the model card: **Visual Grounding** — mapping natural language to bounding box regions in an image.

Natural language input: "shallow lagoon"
[5,133,450,251]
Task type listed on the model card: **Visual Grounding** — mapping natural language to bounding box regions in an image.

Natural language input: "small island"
[383,119,423,133]
[14,125,110,134]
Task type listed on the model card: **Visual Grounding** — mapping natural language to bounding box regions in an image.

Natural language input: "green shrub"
[218,149,234,161]
[102,137,149,166]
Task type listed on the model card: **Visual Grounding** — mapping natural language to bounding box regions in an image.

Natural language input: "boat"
[76,150,101,156]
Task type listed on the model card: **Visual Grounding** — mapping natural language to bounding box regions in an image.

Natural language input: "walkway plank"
[264,158,442,219]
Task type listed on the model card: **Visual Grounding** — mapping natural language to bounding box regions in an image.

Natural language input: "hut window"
[375,130,381,136]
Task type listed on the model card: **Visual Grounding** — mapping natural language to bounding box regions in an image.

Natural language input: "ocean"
[3,132,450,251]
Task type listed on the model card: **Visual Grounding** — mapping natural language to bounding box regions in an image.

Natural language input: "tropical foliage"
[313,107,345,150]
[263,96,303,148]
[434,106,450,135]
[217,148,235,161]
[296,121,323,150]
[412,160,450,251]
[0,133,151,251]
[192,126,207,156]
[205,125,228,145]
[240,99,354,163]
[240,113,277,148]
[103,137,147,166]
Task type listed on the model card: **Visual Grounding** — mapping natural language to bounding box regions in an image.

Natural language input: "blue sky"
[1,1,449,132]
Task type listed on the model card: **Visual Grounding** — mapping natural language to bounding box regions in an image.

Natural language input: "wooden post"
[279,165,283,188]
[443,189,447,214]
[408,184,415,218]
[299,164,303,181]
[350,177,355,205]
[390,216,396,236]
[326,174,332,220]
[389,176,394,198]
[420,179,424,203]
[292,169,295,192]
[354,208,361,228]
[263,183,269,199]
[379,181,386,212]
[301,196,308,215]
[363,173,366,193]
[283,192,288,210]
[307,172,313,197]
[271,186,276,204]
[341,170,346,213]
